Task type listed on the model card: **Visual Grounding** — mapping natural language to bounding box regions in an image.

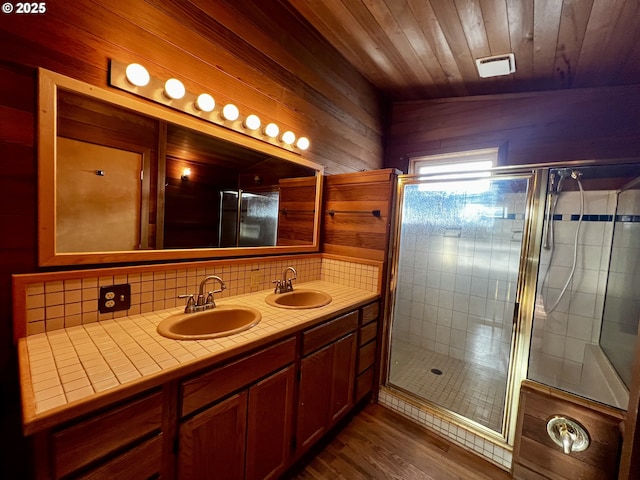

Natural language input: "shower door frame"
[381,166,548,447]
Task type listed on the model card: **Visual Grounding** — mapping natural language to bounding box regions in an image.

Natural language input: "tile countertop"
[18,280,379,435]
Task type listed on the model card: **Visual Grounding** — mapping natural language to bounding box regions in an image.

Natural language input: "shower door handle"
[512,301,520,326]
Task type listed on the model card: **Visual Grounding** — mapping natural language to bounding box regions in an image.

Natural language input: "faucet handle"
[178,294,196,313]
[272,280,282,293]
[205,291,216,309]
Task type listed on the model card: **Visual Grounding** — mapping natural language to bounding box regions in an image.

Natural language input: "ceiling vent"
[475,53,516,78]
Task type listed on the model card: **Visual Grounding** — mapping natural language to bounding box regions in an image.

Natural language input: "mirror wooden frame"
[38,68,324,266]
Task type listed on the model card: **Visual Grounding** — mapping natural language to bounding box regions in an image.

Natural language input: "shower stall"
[529,164,640,410]
[218,189,279,247]
[384,161,640,450]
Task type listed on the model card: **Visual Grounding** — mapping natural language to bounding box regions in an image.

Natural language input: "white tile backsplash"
[17,255,379,336]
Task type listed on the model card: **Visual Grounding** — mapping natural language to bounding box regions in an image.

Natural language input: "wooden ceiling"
[288,0,640,101]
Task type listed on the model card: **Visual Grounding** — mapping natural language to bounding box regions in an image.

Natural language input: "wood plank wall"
[322,169,399,262]
[0,62,37,479]
[277,177,317,246]
[0,0,384,175]
[385,85,640,172]
[513,381,624,480]
[0,2,384,476]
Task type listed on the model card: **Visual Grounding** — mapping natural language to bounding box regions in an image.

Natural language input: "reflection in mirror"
[161,124,316,249]
[39,68,323,266]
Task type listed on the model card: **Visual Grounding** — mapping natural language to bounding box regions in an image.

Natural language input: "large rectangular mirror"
[38,69,323,266]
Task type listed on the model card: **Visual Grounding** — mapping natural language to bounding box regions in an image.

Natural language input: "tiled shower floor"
[388,340,507,432]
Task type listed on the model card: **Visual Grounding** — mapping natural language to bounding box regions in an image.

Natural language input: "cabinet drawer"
[53,391,162,479]
[182,337,296,417]
[357,340,376,375]
[359,320,378,346]
[302,310,358,356]
[75,433,162,480]
[361,302,379,325]
[355,367,374,403]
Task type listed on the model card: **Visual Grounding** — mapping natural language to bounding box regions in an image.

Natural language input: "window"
[409,148,498,193]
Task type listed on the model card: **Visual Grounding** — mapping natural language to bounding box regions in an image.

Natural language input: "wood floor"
[286,403,512,480]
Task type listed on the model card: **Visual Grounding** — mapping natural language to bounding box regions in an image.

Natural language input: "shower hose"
[545,176,584,313]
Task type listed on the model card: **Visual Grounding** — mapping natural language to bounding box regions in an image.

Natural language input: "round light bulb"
[222,104,239,121]
[296,137,310,150]
[125,63,150,87]
[244,114,261,130]
[164,78,185,100]
[264,123,279,138]
[281,131,296,145]
[195,93,215,112]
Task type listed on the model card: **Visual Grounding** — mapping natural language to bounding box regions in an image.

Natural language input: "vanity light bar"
[110,59,310,153]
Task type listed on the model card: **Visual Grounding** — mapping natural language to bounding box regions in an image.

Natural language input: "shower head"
[550,168,580,193]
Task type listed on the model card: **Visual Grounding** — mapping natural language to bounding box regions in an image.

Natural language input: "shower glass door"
[387,171,533,434]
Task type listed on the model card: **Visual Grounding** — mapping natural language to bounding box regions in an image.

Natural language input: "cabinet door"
[296,343,333,453]
[246,365,295,480]
[178,391,247,480]
[329,332,357,423]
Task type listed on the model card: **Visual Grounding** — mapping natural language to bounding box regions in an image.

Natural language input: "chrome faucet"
[179,275,226,313]
[273,266,297,294]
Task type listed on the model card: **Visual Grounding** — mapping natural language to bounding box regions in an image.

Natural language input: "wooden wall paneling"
[102,0,384,174]
[1,0,372,476]
[163,157,224,249]
[0,62,37,479]
[277,177,317,246]
[385,85,640,172]
[322,169,399,263]
[618,318,640,479]
[620,38,640,80]
[56,90,159,148]
[190,0,385,127]
[0,0,383,176]
[513,381,623,480]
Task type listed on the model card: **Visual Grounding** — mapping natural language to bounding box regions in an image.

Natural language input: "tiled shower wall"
[600,189,640,387]
[393,192,525,375]
[529,190,616,390]
[18,255,379,336]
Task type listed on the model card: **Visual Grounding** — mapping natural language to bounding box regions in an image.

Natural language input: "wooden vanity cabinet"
[39,390,163,480]
[355,301,379,402]
[29,298,381,480]
[296,310,358,455]
[178,390,248,480]
[178,338,296,480]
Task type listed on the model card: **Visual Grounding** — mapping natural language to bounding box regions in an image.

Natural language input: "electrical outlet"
[251,271,261,288]
[99,284,131,313]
